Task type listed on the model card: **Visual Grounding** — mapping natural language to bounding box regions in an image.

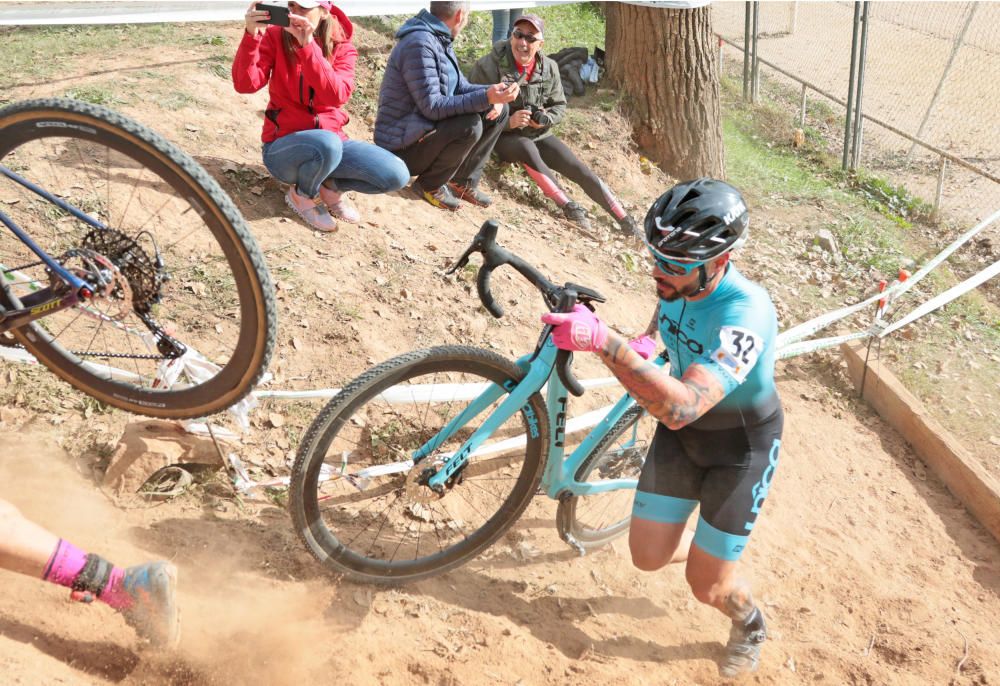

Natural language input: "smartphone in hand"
[255,2,290,27]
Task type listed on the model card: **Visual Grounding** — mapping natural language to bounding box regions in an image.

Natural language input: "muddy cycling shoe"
[617,214,640,238]
[286,187,338,232]
[561,201,592,230]
[719,607,766,678]
[419,183,461,211]
[447,181,492,208]
[120,561,180,649]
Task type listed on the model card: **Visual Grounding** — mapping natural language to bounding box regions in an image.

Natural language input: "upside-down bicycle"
[0,98,277,418]
[291,220,661,583]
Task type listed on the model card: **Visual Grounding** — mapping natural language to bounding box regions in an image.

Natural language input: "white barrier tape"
[887,208,1000,305]
[880,258,1000,338]
[776,207,1000,348]
[251,374,621,401]
[0,1,559,26]
[347,402,617,483]
[777,330,873,360]
[775,283,906,349]
[0,346,40,365]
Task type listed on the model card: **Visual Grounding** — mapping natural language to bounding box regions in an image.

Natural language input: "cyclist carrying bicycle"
[0,496,179,648]
[542,178,782,677]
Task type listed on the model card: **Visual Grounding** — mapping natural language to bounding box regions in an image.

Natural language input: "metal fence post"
[751,1,760,103]
[843,1,862,171]
[799,84,808,126]
[743,2,752,102]
[851,1,871,170]
[934,156,948,219]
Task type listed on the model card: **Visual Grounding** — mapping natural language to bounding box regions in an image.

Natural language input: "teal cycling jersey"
[657,264,779,429]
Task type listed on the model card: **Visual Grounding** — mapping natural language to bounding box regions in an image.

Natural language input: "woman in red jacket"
[233,1,409,232]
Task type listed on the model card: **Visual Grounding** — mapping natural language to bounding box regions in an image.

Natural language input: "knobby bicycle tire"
[290,346,549,584]
[556,405,652,552]
[0,98,276,418]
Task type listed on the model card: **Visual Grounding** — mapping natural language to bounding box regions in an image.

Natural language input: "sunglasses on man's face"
[654,256,703,276]
[512,29,541,44]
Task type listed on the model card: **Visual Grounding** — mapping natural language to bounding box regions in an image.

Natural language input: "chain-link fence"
[713,1,1000,228]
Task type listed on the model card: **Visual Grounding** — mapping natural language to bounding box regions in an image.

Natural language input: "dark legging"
[492,133,626,220]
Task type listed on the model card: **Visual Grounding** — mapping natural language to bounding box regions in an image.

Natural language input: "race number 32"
[713,326,763,382]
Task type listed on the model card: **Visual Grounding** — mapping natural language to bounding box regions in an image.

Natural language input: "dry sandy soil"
[1,17,999,686]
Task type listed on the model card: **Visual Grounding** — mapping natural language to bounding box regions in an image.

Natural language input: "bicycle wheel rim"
[0,98,275,417]
[292,347,548,583]
[558,407,653,548]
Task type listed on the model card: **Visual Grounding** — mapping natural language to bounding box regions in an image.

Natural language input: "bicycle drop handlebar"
[446,220,607,397]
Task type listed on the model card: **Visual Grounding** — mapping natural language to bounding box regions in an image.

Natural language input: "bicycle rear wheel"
[556,406,654,552]
[290,346,549,584]
[0,98,276,418]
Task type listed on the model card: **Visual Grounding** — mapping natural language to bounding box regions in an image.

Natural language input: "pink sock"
[42,539,132,610]
[42,539,87,586]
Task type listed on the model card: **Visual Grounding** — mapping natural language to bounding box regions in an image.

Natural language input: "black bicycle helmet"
[643,178,749,264]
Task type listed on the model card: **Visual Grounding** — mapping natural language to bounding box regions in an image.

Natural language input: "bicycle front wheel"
[290,346,549,584]
[0,98,276,418]
[556,406,654,552]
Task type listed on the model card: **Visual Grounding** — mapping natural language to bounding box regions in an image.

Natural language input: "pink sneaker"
[319,185,361,223]
[285,187,338,232]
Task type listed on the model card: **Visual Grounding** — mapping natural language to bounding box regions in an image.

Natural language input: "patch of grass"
[0,24,189,87]
[151,90,202,111]
[723,117,842,203]
[63,84,128,107]
[849,171,934,225]
[200,55,231,80]
[835,216,907,274]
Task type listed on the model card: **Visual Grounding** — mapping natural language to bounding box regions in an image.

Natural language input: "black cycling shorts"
[632,405,784,561]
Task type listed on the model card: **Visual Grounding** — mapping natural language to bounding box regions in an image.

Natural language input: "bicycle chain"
[1,238,178,360]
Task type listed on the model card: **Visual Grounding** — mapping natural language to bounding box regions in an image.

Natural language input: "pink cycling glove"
[628,334,657,360]
[540,304,609,353]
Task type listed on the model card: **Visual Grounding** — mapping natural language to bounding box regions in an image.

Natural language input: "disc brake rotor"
[404,460,446,504]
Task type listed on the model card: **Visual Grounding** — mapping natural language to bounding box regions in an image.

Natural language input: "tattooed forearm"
[598,334,725,429]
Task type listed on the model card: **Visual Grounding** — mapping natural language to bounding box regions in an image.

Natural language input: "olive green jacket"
[468,40,567,141]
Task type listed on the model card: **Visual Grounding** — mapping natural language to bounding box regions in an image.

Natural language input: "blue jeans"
[491,9,523,44]
[262,130,410,197]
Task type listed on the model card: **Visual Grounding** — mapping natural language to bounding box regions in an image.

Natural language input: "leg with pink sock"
[0,497,179,648]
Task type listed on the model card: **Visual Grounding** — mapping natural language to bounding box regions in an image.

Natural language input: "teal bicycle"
[291,221,661,583]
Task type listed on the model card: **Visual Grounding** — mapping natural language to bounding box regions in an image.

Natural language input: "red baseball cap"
[514,14,544,38]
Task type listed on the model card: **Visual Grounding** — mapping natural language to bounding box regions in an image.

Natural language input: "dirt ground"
[1,17,999,686]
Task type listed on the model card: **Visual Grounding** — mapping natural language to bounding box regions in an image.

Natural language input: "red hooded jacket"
[232,8,357,143]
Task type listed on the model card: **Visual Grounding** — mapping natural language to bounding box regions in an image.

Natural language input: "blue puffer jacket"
[374,10,490,151]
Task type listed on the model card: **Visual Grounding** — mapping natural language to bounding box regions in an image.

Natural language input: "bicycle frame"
[0,163,103,332]
[424,336,666,499]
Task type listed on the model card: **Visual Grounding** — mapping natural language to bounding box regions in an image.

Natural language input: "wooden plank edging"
[840,342,1000,545]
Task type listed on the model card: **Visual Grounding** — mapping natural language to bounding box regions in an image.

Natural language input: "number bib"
[712,326,763,383]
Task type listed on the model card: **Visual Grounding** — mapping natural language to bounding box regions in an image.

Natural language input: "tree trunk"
[605,4,724,179]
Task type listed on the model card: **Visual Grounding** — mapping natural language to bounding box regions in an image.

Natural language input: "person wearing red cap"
[469,14,638,235]
[233,1,409,232]
[0,496,179,647]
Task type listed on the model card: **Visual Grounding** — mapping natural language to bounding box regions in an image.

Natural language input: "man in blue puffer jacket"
[375,2,519,211]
